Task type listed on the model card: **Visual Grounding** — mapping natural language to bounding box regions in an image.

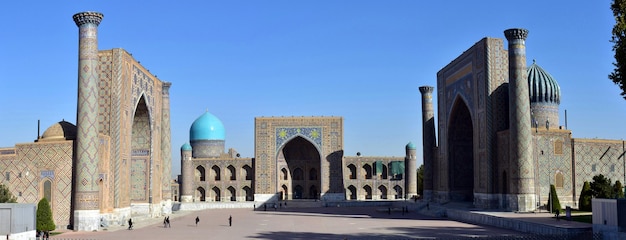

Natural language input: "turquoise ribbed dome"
[189,111,225,141]
[527,60,560,104]
[181,143,192,151]
[406,142,416,149]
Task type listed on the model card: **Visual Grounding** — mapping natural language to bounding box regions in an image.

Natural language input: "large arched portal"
[278,136,321,200]
[131,96,151,203]
[448,97,474,202]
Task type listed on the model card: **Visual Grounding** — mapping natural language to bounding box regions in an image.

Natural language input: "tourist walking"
[195,216,200,226]
[228,215,232,227]
[166,216,170,228]
[128,218,133,230]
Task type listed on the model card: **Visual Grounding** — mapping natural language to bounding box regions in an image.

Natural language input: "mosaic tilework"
[1,141,74,228]
[254,117,343,195]
[74,14,103,211]
[131,158,147,201]
[275,127,323,152]
[505,29,534,198]
[161,82,172,200]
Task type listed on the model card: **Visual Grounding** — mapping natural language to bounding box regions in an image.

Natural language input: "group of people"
[163,216,171,228]
[36,230,49,240]
[195,215,233,227]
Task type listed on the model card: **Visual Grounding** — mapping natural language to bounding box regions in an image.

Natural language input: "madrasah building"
[0,11,625,232]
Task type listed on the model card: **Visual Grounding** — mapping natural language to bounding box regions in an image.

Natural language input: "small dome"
[406,142,416,150]
[181,143,192,151]
[189,111,225,141]
[527,60,560,104]
[41,120,77,141]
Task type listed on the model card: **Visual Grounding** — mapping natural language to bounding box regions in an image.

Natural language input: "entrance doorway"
[277,136,321,200]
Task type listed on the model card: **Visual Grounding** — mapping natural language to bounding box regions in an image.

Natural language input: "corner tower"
[72,11,104,231]
[504,28,536,212]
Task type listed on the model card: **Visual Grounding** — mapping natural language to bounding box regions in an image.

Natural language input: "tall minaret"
[405,142,418,199]
[72,11,103,231]
[180,143,193,202]
[161,82,172,201]
[504,28,535,212]
[419,86,435,201]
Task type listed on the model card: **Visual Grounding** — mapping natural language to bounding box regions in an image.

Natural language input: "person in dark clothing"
[195,216,200,226]
[128,218,133,230]
[166,216,170,228]
[228,215,232,227]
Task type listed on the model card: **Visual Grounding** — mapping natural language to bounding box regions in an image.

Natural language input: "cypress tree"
[548,184,562,213]
[36,198,55,232]
[614,180,624,198]
[579,181,592,211]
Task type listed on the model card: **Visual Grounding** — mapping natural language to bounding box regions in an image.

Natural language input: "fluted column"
[180,145,193,202]
[419,86,435,201]
[405,143,418,198]
[161,82,172,200]
[504,28,535,212]
[72,11,103,231]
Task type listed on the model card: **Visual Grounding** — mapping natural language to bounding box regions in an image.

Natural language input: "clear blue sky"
[1,1,625,179]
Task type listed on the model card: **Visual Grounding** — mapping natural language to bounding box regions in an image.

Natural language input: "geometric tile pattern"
[73,12,104,211]
[504,28,534,198]
[161,82,172,200]
[0,141,73,228]
[254,117,343,195]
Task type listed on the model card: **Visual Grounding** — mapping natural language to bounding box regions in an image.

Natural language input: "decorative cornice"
[504,28,529,41]
[73,12,104,27]
[419,86,434,94]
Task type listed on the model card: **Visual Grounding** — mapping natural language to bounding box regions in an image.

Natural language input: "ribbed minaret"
[504,28,535,212]
[419,86,435,201]
[161,82,172,201]
[180,143,193,202]
[405,142,418,199]
[72,11,103,231]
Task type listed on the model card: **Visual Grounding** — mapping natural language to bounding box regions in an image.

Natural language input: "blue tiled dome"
[528,60,560,104]
[189,111,225,141]
[181,143,192,151]
[406,142,416,150]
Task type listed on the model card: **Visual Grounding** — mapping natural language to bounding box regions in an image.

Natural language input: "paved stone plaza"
[54,207,526,239]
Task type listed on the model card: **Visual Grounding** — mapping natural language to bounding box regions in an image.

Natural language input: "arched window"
[293,168,303,180]
[212,187,221,201]
[196,187,206,202]
[281,168,288,180]
[347,164,356,179]
[363,164,372,179]
[227,186,236,201]
[378,185,387,199]
[212,165,221,181]
[43,179,52,203]
[394,185,403,199]
[347,185,357,200]
[227,165,236,181]
[242,165,253,180]
[196,165,206,181]
[363,185,372,199]
[555,171,564,188]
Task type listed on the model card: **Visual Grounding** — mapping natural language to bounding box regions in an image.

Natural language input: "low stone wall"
[446,209,591,236]
[178,202,255,211]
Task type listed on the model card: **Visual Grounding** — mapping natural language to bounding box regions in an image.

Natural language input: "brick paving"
[52,206,529,239]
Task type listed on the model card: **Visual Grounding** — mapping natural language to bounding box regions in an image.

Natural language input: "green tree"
[417,164,424,196]
[610,0,626,99]
[590,174,614,198]
[36,198,55,232]
[0,183,17,203]
[548,184,562,213]
[614,180,625,198]
[579,181,592,211]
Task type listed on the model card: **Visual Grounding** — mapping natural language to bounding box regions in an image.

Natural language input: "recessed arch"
[277,136,322,200]
[196,187,205,202]
[196,165,205,182]
[212,186,221,201]
[363,185,372,199]
[347,164,357,179]
[130,95,152,202]
[227,165,236,181]
[447,96,474,202]
[378,185,388,199]
[212,165,221,181]
[347,185,357,200]
[363,164,372,179]
[242,165,253,180]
